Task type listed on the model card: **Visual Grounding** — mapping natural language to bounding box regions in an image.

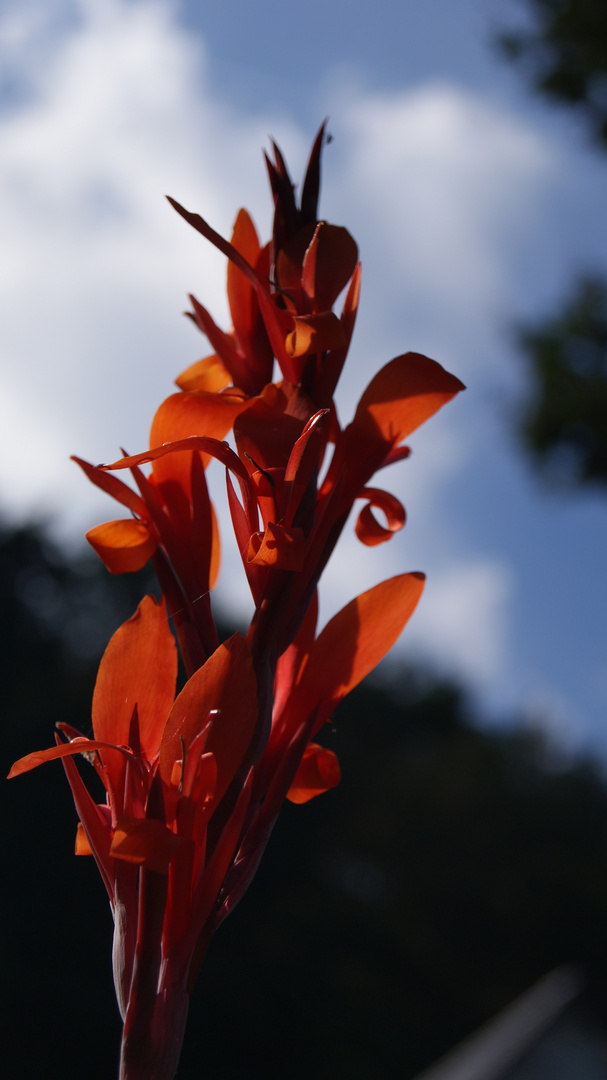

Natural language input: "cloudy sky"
[1,0,606,755]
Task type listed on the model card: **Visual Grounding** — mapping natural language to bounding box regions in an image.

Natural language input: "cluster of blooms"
[9,125,464,1079]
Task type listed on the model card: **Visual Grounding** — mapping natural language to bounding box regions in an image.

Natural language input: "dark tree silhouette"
[498,0,607,147]
[516,274,607,486]
[497,1,607,491]
[4,520,607,1078]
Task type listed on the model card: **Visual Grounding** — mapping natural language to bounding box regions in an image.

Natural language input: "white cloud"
[0,0,300,517]
[400,559,514,688]
[336,82,552,324]
[0,0,560,718]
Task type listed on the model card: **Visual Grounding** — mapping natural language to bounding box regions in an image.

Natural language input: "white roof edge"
[411,965,586,1080]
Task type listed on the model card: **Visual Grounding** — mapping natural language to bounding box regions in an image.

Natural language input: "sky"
[1,0,606,756]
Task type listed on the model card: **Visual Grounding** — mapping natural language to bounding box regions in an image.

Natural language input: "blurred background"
[2,0,607,1076]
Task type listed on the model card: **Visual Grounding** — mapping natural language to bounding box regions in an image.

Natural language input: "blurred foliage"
[516,275,607,487]
[497,1,607,491]
[4,520,607,1078]
[497,0,607,147]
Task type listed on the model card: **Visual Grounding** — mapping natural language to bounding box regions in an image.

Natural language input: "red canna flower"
[9,123,464,1079]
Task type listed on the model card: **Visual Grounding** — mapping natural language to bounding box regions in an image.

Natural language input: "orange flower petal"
[285,312,347,358]
[167,195,295,378]
[75,822,93,855]
[227,209,264,354]
[275,223,317,291]
[92,595,177,764]
[72,456,147,516]
[85,519,157,574]
[301,222,359,312]
[149,389,247,495]
[354,488,406,547]
[110,816,185,874]
[351,352,466,448]
[233,382,310,472]
[159,634,257,808]
[297,572,426,728]
[316,262,362,406]
[286,742,341,804]
[175,355,232,393]
[208,500,221,589]
[247,522,306,571]
[7,737,135,779]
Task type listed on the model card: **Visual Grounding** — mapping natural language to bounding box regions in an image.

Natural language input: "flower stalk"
[9,123,464,1079]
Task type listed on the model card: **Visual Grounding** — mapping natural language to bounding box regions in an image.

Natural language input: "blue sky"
[1,0,606,756]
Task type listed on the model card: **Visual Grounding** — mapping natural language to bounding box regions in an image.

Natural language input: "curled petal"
[247,521,306,571]
[234,383,311,472]
[286,743,341,804]
[75,822,93,855]
[355,488,406,546]
[110,817,186,874]
[285,312,346,358]
[86,519,157,573]
[150,390,248,495]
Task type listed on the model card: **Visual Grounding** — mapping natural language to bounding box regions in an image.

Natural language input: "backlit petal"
[92,595,177,764]
[86,519,157,573]
[351,352,465,448]
[286,742,341,804]
[296,573,426,729]
[175,355,232,393]
[159,634,257,807]
[8,737,136,778]
[75,822,93,855]
[150,390,247,495]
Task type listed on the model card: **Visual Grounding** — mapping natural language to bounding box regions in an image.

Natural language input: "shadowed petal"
[247,522,306,571]
[285,312,347,358]
[354,488,406,546]
[301,223,358,312]
[111,817,186,874]
[350,352,466,448]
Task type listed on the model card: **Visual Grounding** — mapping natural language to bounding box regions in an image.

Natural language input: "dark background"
[3,519,607,1079]
[5,3,607,1075]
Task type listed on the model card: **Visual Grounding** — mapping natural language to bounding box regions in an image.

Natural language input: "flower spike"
[10,126,464,1080]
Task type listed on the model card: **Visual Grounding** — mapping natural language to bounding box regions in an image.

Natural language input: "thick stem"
[118,869,188,1080]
